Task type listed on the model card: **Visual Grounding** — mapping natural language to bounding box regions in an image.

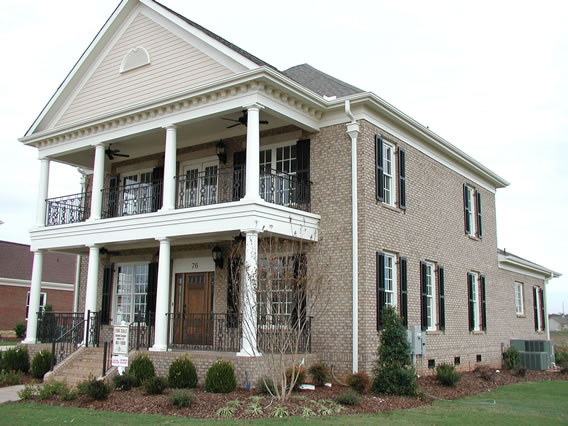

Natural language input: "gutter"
[345,100,360,373]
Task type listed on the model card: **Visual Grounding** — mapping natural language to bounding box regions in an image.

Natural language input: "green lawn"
[0,341,18,347]
[0,381,566,425]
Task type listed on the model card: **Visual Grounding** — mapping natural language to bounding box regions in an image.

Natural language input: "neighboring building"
[0,241,77,333]
[18,0,560,381]
[549,314,568,332]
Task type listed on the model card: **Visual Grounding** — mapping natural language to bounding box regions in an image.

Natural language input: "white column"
[151,238,171,351]
[243,104,262,201]
[160,125,177,211]
[237,230,260,356]
[23,250,44,344]
[89,143,106,220]
[84,245,100,344]
[35,159,50,227]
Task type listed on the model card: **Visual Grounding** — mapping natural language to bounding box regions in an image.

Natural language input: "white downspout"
[345,100,360,373]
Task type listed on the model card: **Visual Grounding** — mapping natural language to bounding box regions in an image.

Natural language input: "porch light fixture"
[212,246,224,269]
[216,140,227,164]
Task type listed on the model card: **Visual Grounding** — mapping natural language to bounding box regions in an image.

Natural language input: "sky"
[0,0,566,313]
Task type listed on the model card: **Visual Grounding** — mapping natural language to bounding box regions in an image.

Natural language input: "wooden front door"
[173,272,213,346]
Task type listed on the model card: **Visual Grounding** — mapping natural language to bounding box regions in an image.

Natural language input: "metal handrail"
[50,310,100,369]
[45,192,91,226]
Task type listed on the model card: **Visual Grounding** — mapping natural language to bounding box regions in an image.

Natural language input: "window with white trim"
[384,253,397,307]
[464,184,475,235]
[26,292,46,319]
[515,281,524,315]
[257,256,295,325]
[383,142,395,206]
[259,142,297,205]
[122,170,154,215]
[424,262,436,330]
[470,272,480,331]
[114,263,149,323]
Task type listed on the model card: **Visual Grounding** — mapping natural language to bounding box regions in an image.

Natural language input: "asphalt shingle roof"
[282,64,364,98]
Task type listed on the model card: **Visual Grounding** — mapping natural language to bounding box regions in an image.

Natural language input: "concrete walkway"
[0,385,25,404]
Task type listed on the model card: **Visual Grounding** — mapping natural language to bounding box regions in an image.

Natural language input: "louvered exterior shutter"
[438,266,445,331]
[375,135,384,201]
[463,184,471,234]
[420,261,427,331]
[376,252,385,330]
[227,256,241,328]
[146,262,158,325]
[101,265,113,325]
[468,273,475,331]
[291,254,307,329]
[296,139,311,207]
[539,288,545,331]
[106,175,119,218]
[533,287,538,331]
[476,191,483,238]
[399,257,408,327]
[398,147,406,210]
[480,275,487,331]
[233,151,246,201]
[151,166,164,212]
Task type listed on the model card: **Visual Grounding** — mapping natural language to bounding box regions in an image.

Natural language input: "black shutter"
[420,261,427,331]
[296,139,311,207]
[476,191,483,238]
[533,287,538,331]
[107,175,119,218]
[468,273,474,331]
[398,147,406,210]
[480,275,487,331]
[227,256,241,328]
[101,265,113,325]
[152,166,164,212]
[539,288,545,331]
[291,254,307,328]
[233,151,246,201]
[438,266,445,331]
[463,184,471,234]
[376,252,385,330]
[146,262,158,325]
[399,257,408,327]
[375,135,384,201]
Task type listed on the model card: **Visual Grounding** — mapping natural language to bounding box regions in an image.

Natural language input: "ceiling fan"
[222,110,269,129]
[105,144,130,160]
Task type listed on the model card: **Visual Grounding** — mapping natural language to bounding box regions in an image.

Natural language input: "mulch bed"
[25,369,568,419]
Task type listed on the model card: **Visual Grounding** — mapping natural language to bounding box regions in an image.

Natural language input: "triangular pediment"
[29,0,260,134]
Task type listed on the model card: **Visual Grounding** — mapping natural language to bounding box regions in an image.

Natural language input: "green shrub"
[60,388,78,401]
[31,349,52,379]
[144,376,168,395]
[85,379,111,401]
[514,366,527,377]
[112,373,137,391]
[561,367,568,374]
[128,354,155,385]
[168,388,195,408]
[38,380,67,400]
[255,376,275,395]
[336,389,362,405]
[285,367,306,391]
[204,360,236,393]
[503,346,521,370]
[0,369,24,386]
[1,346,29,373]
[436,363,461,387]
[308,363,328,387]
[14,323,26,339]
[372,306,417,396]
[18,384,39,400]
[347,372,370,393]
[75,378,91,396]
[168,355,197,388]
[555,346,568,368]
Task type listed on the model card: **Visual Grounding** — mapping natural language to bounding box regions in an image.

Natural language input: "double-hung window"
[257,257,295,326]
[377,252,407,330]
[376,135,406,209]
[514,282,524,315]
[122,170,153,215]
[26,292,46,320]
[115,263,149,323]
[468,272,487,332]
[384,253,397,306]
[463,184,483,237]
[421,262,436,331]
[383,142,395,206]
[259,143,297,206]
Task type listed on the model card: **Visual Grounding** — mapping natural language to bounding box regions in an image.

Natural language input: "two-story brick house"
[19,0,559,382]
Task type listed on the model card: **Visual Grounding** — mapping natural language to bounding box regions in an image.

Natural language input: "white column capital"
[242,103,264,112]
[163,124,177,130]
[241,228,260,236]
[92,142,107,148]
[155,237,171,243]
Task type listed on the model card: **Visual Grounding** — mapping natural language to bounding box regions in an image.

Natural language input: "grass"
[551,330,568,346]
[0,381,566,424]
[0,341,18,346]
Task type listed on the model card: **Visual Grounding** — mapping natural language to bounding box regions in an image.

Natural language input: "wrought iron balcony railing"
[45,192,91,226]
[102,179,162,218]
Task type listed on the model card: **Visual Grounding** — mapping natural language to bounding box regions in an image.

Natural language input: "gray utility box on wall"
[407,325,426,355]
[510,339,555,370]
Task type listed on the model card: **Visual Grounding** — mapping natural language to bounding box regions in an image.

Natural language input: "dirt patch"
[27,369,568,419]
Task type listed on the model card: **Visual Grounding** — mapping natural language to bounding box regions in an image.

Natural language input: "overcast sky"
[0,0,566,313]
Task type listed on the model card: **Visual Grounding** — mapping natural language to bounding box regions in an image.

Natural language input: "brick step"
[50,347,108,387]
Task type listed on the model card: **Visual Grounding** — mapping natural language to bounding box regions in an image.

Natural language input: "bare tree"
[228,233,329,401]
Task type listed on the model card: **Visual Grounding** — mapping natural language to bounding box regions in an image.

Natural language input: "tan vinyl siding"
[57,12,234,126]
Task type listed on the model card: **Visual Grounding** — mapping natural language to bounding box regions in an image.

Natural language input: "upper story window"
[515,281,524,315]
[260,143,297,174]
[260,142,297,206]
[463,184,483,238]
[115,263,149,324]
[376,135,406,209]
[121,169,155,215]
[468,272,487,332]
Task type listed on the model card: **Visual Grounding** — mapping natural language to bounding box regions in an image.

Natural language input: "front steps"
[48,347,105,387]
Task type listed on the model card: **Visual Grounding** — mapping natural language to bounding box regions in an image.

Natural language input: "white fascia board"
[324,94,510,191]
[498,253,561,280]
[0,278,74,291]
[29,201,320,251]
[25,0,135,136]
